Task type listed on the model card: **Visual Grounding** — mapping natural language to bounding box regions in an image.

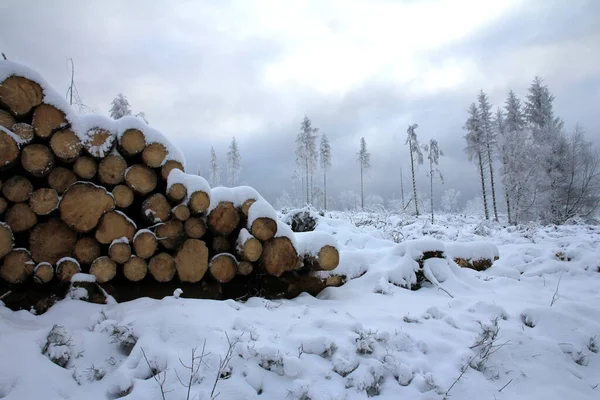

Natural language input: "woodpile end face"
[0,60,342,313]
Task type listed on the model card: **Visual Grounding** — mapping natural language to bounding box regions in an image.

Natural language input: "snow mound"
[446,241,499,261]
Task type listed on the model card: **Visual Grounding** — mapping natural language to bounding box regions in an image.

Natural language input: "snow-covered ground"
[1,212,599,400]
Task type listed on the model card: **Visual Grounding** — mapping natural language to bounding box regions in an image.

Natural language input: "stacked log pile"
[0,61,341,312]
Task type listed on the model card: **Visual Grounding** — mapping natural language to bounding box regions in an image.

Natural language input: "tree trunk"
[124,164,157,196]
[89,256,117,283]
[400,167,405,209]
[123,256,147,282]
[73,156,97,180]
[73,237,101,265]
[112,184,134,209]
[487,143,499,221]
[184,217,206,239]
[209,253,237,283]
[477,150,490,220]
[2,175,33,202]
[98,153,127,185]
[409,138,419,216]
[0,249,34,283]
[148,252,176,282]
[360,165,364,209]
[133,230,157,259]
[250,217,277,241]
[175,239,209,283]
[260,236,299,277]
[29,188,59,215]
[142,193,171,223]
[95,211,136,244]
[48,167,77,194]
[142,142,167,168]
[50,129,82,162]
[430,159,434,224]
[29,219,77,264]
[207,201,240,235]
[21,144,54,177]
[0,76,43,117]
[323,168,327,211]
[5,203,37,232]
[32,103,66,138]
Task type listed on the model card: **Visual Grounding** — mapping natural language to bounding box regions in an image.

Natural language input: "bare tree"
[424,138,444,223]
[320,134,331,210]
[400,167,406,210]
[464,103,490,220]
[357,137,371,209]
[65,58,95,114]
[406,124,424,216]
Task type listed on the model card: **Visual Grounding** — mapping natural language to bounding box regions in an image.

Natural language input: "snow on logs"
[0,60,341,307]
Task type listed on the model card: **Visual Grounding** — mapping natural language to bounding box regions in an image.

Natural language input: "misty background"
[1,0,599,208]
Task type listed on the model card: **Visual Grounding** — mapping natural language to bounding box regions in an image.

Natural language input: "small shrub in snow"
[42,324,72,368]
[469,317,504,373]
[300,337,336,359]
[289,210,318,232]
[73,364,106,385]
[332,353,360,377]
[354,329,377,355]
[520,312,536,328]
[109,324,137,354]
[587,336,598,353]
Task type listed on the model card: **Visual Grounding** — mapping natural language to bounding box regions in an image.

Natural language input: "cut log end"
[142,142,167,168]
[176,239,208,283]
[98,153,127,185]
[73,237,101,265]
[239,236,262,262]
[84,128,115,158]
[2,175,33,202]
[95,211,136,244]
[11,122,34,144]
[317,245,340,271]
[0,109,15,129]
[184,217,206,239]
[0,129,19,169]
[21,144,55,177]
[109,241,132,264]
[155,220,185,250]
[148,252,176,282]
[56,258,81,282]
[34,262,54,284]
[5,203,37,233]
[125,164,157,195]
[0,76,43,116]
[237,261,253,276]
[261,237,299,277]
[0,221,14,259]
[189,191,210,214]
[50,129,82,162]
[167,183,187,203]
[112,184,134,209]
[73,156,97,180]
[89,256,117,283]
[29,188,59,215]
[208,201,240,235]
[251,217,278,241]
[60,182,115,232]
[209,254,237,283]
[123,256,148,282]
[133,230,157,259]
[48,166,77,194]
[32,103,66,138]
[0,249,34,284]
[241,199,256,217]
[142,193,171,223]
[161,160,184,181]
[29,219,77,264]
[119,129,146,156]
[172,204,190,222]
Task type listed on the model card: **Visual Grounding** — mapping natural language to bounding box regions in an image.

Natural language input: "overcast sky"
[2,0,599,208]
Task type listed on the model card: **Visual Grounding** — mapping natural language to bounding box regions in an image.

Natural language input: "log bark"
[5,203,37,232]
[0,76,43,117]
[89,256,117,283]
[123,256,147,282]
[303,245,340,271]
[11,122,34,144]
[2,175,33,202]
[98,153,127,185]
[189,191,210,214]
[142,193,171,223]
[32,103,67,138]
[237,261,253,276]
[83,128,115,158]
[0,128,19,169]
[211,236,232,254]
[21,144,55,177]
[209,253,237,283]
[0,222,14,259]
[56,258,81,282]
[0,109,15,129]
[119,129,145,157]
[142,142,167,168]
[112,184,134,209]
[148,252,176,282]
[167,183,187,203]
[172,204,190,221]
[29,188,59,215]
[207,201,240,235]
[155,219,185,250]
[29,218,77,264]
[161,160,184,181]
[60,182,115,232]
[260,237,299,277]
[50,129,82,162]
[124,164,157,195]
[109,240,131,264]
[241,198,256,217]
[184,217,206,239]
[250,217,278,241]
[237,233,262,262]
[175,239,208,283]
[73,156,97,180]
[48,166,77,194]
[73,237,101,265]
[34,262,54,284]
[132,230,157,259]
[95,211,136,244]
[0,249,34,283]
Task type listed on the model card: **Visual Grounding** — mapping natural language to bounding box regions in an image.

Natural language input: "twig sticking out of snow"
[550,271,564,306]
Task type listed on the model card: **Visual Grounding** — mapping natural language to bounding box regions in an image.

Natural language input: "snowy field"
[1,212,600,400]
